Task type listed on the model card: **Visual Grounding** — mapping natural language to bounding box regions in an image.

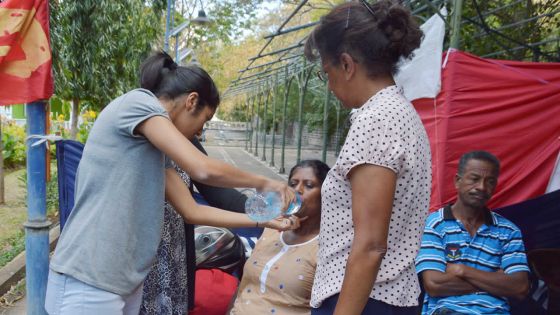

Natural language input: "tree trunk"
[70,98,80,140]
[0,119,4,204]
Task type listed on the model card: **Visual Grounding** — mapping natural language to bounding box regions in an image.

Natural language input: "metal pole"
[164,0,173,52]
[254,86,261,157]
[170,0,175,34]
[450,0,464,49]
[249,94,255,153]
[262,85,269,162]
[321,80,331,163]
[174,34,180,61]
[296,59,310,164]
[270,73,279,167]
[279,67,291,174]
[245,98,249,151]
[24,101,50,315]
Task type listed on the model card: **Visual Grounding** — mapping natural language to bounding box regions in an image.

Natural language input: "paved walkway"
[0,145,340,314]
[205,144,338,179]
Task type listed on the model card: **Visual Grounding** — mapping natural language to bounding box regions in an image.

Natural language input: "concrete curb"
[0,225,60,297]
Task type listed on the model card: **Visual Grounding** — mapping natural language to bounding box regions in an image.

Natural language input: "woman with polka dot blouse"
[304,1,432,314]
[229,160,330,315]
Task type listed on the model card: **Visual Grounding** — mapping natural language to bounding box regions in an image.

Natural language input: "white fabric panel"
[395,7,447,101]
[546,150,560,193]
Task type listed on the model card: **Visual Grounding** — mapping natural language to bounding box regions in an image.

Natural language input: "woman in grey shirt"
[45,52,299,314]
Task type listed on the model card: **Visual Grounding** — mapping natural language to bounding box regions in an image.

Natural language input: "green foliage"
[177,0,266,48]
[401,0,560,61]
[50,95,71,120]
[16,167,59,215]
[1,123,26,169]
[221,101,249,122]
[47,172,59,215]
[458,0,560,61]
[77,110,98,143]
[49,0,165,111]
[228,70,350,148]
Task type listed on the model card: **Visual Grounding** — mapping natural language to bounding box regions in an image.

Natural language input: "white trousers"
[45,270,143,315]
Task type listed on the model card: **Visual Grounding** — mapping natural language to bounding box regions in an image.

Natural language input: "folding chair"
[55,139,84,231]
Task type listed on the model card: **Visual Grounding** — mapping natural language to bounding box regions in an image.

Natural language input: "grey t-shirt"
[50,89,170,295]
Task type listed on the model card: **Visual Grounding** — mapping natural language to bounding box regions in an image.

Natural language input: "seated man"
[416,151,530,315]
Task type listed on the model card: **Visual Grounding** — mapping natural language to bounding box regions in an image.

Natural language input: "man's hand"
[421,268,479,297]
[444,263,529,300]
[446,263,466,277]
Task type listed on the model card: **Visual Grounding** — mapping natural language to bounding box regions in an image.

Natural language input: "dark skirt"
[311,294,419,315]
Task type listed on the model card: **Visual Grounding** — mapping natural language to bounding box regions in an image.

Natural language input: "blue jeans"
[311,294,420,315]
[45,270,143,315]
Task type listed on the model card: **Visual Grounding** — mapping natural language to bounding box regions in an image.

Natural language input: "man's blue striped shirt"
[415,205,530,315]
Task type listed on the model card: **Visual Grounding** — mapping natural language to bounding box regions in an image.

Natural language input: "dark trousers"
[432,308,467,315]
[311,294,420,315]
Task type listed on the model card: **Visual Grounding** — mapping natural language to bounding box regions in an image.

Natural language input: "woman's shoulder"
[108,88,164,114]
[122,88,159,105]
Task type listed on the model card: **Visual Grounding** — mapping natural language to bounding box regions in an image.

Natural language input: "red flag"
[0,0,53,105]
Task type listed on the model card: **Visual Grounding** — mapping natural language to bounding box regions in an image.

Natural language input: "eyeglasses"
[316,68,328,82]
[360,0,376,17]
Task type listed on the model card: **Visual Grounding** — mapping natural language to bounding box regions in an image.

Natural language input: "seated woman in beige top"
[229,160,329,315]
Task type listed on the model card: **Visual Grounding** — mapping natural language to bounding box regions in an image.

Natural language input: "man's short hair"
[457,151,500,176]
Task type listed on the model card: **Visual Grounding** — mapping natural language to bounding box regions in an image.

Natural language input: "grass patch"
[0,230,25,268]
[0,168,27,263]
[0,163,59,269]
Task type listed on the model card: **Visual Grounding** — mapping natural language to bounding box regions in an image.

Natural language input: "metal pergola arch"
[222,0,560,173]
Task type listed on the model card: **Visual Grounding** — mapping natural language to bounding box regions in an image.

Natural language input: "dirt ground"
[0,169,27,250]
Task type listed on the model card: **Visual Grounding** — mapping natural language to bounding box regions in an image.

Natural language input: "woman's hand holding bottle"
[258,179,297,215]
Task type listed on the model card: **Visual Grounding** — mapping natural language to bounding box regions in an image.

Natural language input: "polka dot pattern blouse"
[310,86,432,308]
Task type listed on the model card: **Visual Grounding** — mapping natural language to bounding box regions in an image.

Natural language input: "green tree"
[459,0,560,61]
[169,0,267,72]
[49,0,165,139]
[173,0,266,48]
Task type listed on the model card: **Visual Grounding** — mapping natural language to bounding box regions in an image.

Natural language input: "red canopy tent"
[413,50,560,211]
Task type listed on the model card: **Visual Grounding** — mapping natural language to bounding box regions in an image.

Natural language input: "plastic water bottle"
[245,191,302,222]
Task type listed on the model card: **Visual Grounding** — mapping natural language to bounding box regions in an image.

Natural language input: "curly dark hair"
[305,0,423,77]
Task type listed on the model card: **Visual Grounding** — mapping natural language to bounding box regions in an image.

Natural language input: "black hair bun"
[377,1,423,59]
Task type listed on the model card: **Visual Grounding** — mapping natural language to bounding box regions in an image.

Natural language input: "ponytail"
[139,51,220,110]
